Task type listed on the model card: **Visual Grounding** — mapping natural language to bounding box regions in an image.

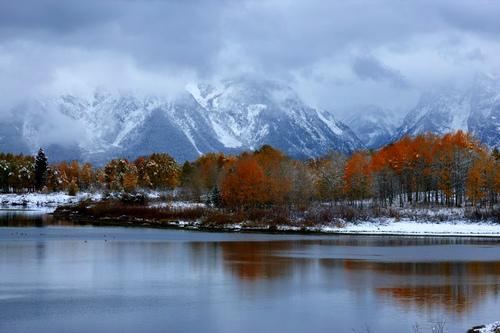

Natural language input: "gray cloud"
[0,0,499,113]
[352,55,409,88]
[0,0,114,33]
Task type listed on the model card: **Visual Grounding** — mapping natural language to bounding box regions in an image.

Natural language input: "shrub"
[304,208,335,225]
[465,207,500,221]
[71,200,205,220]
[68,180,79,196]
[203,211,245,225]
[333,205,366,221]
[269,214,290,226]
[120,192,148,205]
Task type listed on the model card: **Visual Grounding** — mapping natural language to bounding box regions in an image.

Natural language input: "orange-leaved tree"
[221,154,267,208]
[253,145,292,205]
[343,152,372,205]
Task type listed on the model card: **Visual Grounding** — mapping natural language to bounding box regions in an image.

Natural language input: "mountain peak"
[344,105,400,149]
[2,78,364,163]
[394,75,500,148]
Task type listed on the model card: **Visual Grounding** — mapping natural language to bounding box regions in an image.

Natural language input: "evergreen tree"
[34,148,48,191]
[181,161,194,186]
[207,186,223,208]
[493,147,500,161]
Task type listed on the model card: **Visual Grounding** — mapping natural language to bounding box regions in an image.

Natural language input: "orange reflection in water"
[377,284,499,315]
[342,260,500,315]
[218,239,500,315]
[219,241,299,281]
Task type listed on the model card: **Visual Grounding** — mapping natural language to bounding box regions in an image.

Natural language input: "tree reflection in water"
[218,239,500,317]
[219,241,299,281]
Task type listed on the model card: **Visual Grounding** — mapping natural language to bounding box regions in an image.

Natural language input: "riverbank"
[50,202,500,237]
[51,214,500,237]
[2,192,499,237]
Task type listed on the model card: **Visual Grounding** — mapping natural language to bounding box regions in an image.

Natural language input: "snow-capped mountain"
[0,78,364,163]
[393,74,500,148]
[345,105,401,149]
[188,78,363,158]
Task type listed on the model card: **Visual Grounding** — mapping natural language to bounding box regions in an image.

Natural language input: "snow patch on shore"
[321,218,500,236]
[0,192,102,213]
[149,201,206,209]
[196,218,500,237]
[478,321,500,333]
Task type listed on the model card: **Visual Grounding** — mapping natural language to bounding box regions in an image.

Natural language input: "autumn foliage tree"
[288,160,316,209]
[310,151,346,203]
[466,152,488,206]
[135,153,180,190]
[221,154,267,208]
[122,166,139,193]
[0,131,497,212]
[104,159,134,191]
[80,163,94,191]
[436,131,478,206]
[0,153,35,192]
[343,152,372,205]
[367,131,492,207]
[253,145,292,205]
[181,153,230,199]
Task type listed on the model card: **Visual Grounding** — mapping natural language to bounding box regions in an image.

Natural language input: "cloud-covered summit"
[1,0,500,115]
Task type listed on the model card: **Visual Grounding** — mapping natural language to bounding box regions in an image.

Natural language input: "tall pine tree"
[493,147,500,161]
[207,185,222,208]
[35,148,48,191]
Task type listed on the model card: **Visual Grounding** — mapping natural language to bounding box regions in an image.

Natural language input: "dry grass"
[201,207,291,226]
[72,200,205,220]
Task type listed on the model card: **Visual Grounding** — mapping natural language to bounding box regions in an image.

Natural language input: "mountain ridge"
[393,74,500,148]
[2,74,498,164]
[0,79,364,164]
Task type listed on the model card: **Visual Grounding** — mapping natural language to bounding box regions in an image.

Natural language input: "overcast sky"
[1,0,499,115]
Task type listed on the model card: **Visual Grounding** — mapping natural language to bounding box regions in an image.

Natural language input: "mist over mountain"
[0,78,364,163]
[345,105,401,149]
[394,74,500,148]
[2,72,499,163]
[2,0,500,161]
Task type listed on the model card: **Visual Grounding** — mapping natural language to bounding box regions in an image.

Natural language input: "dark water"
[0,211,499,333]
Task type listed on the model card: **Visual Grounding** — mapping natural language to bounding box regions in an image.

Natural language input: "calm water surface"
[0,210,499,333]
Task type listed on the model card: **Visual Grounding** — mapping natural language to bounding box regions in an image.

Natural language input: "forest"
[1,131,499,214]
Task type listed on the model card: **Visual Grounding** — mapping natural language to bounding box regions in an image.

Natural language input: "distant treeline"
[1,131,499,208]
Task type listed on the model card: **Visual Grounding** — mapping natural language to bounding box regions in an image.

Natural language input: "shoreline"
[1,192,499,238]
[47,211,500,238]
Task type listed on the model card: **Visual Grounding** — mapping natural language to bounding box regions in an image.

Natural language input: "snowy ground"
[477,321,500,333]
[0,192,102,213]
[0,191,205,214]
[319,218,500,237]
[399,207,466,219]
[149,201,206,209]
[169,218,500,237]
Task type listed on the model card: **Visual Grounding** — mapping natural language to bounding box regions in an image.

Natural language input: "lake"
[0,210,499,333]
